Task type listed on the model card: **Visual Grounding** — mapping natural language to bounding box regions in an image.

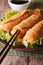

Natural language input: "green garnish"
[0,29,11,42]
[17,37,43,48]
[0,10,43,48]
[0,10,18,22]
[0,10,18,42]
[5,10,18,20]
[17,39,28,48]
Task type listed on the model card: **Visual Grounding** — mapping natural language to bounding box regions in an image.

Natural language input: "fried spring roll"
[0,10,32,32]
[23,20,43,44]
[11,12,41,39]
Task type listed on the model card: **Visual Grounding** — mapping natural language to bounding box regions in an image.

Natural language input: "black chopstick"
[0,30,20,64]
[0,30,18,56]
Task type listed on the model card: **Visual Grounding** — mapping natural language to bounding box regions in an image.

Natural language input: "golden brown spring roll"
[0,10,32,32]
[23,20,43,44]
[11,12,41,39]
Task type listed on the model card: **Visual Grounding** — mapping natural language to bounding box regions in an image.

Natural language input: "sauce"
[11,0,28,4]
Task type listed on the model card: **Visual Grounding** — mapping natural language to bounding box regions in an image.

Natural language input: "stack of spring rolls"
[0,9,43,45]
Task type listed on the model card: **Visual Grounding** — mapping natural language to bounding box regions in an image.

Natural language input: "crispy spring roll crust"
[11,13,41,39]
[23,20,43,44]
[0,10,32,32]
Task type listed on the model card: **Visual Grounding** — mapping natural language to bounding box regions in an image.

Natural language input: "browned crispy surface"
[23,20,43,44]
[11,13,41,39]
[0,10,32,32]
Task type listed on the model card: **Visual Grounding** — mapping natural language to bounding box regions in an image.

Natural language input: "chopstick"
[0,30,20,64]
[0,30,18,56]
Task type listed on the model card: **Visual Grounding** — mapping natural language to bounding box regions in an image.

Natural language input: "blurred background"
[0,0,43,19]
[0,0,11,19]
